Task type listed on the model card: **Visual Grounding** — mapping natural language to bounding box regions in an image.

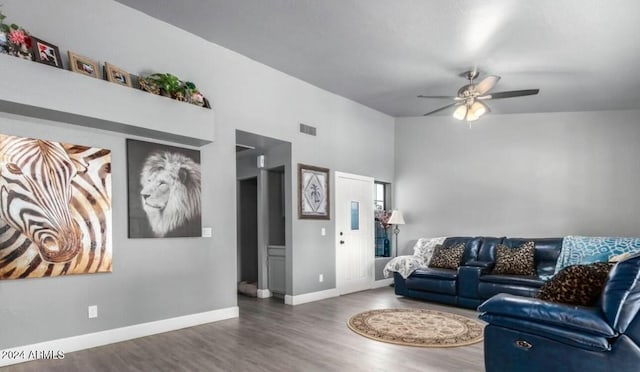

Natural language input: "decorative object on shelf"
[138,75,160,95]
[0,132,112,280]
[104,62,132,87]
[138,72,211,108]
[387,210,405,256]
[375,209,392,256]
[298,163,330,220]
[68,51,100,78]
[30,36,63,68]
[127,139,202,238]
[0,7,8,54]
[1,16,33,60]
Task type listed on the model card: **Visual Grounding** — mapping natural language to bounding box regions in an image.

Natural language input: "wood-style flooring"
[2,286,485,372]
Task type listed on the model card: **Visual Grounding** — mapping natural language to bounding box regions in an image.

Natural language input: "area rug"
[347,308,484,348]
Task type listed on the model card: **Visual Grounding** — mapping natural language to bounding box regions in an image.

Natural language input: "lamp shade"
[387,210,405,225]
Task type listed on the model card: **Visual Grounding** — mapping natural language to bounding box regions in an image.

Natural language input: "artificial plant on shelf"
[139,72,208,107]
[0,7,33,60]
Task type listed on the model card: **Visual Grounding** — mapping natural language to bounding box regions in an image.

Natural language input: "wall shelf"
[0,54,214,147]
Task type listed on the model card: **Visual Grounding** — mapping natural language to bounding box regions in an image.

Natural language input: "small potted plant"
[0,8,32,60]
[140,73,184,99]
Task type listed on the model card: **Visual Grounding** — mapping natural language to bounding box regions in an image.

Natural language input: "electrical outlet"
[321,228,326,236]
[202,227,212,237]
[88,305,98,319]
[319,274,324,282]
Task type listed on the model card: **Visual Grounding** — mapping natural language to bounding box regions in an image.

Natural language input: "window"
[374,181,390,257]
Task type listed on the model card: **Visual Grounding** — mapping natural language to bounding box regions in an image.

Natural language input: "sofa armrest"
[478,293,616,337]
[465,260,494,271]
[458,265,483,299]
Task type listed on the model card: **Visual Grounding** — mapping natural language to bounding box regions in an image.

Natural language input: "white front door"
[335,171,374,295]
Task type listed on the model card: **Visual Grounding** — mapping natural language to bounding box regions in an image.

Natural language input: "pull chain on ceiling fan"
[418,70,540,123]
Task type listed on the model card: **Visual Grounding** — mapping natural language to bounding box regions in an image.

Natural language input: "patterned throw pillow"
[428,243,465,270]
[491,241,536,276]
[412,237,446,265]
[537,263,614,306]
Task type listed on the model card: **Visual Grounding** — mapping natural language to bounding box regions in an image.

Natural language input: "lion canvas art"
[126,139,202,238]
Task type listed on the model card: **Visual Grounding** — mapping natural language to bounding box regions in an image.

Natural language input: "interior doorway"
[237,177,258,285]
[236,130,292,300]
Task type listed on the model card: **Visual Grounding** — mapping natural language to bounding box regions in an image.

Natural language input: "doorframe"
[334,171,375,295]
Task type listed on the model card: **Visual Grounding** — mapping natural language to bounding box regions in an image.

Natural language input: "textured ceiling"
[116,0,640,117]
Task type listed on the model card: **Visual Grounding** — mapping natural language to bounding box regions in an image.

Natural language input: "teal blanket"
[554,235,640,274]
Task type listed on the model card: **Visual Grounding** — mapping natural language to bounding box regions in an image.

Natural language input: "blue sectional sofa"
[478,252,640,371]
[393,236,563,309]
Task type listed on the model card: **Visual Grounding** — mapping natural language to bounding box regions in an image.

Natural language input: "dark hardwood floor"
[2,287,484,372]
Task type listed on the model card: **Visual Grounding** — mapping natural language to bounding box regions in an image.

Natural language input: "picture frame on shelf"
[298,164,330,220]
[31,37,63,68]
[104,62,132,87]
[68,51,99,78]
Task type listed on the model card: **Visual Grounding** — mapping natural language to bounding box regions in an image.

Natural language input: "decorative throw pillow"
[491,241,536,276]
[412,237,446,265]
[537,262,614,306]
[428,243,465,270]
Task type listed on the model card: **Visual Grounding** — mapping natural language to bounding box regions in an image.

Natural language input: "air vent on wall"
[299,123,317,136]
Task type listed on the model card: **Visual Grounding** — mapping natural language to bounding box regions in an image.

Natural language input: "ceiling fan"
[418,70,539,122]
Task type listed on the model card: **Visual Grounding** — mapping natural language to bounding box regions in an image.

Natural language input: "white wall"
[394,110,640,254]
[0,0,394,349]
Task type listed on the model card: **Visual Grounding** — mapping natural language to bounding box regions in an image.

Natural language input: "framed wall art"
[0,133,112,280]
[68,51,100,78]
[31,37,63,68]
[298,164,330,220]
[104,62,132,87]
[126,139,202,238]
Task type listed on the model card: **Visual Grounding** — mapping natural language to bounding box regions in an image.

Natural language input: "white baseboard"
[284,288,338,305]
[372,278,393,288]
[256,289,272,298]
[0,306,239,367]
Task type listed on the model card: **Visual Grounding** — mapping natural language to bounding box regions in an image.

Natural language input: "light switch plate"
[202,227,213,237]
[88,305,98,319]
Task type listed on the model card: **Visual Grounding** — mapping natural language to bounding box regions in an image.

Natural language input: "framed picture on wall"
[126,139,202,238]
[298,163,330,220]
[31,37,63,68]
[68,51,100,78]
[0,132,112,280]
[104,62,132,87]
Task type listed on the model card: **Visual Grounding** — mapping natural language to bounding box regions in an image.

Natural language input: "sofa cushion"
[492,241,536,276]
[601,252,640,333]
[537,262,613,306]
[428,243,465,270]
[411,268,458,280]
[479,293,616,337]
[480,274,545,288]
[405,268,458,294]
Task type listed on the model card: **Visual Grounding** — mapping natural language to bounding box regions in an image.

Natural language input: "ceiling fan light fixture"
[465,108,480,121]
[469,101,487,118]
[453,105,468,120]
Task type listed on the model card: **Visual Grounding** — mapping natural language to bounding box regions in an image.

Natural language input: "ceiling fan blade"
[474,75,501,95]
[423,102,459,116]
[418,95,457,99]
[480,89,540,99]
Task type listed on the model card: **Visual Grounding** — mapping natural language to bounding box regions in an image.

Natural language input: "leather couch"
[393,236,563,309]
[478,252,640,372]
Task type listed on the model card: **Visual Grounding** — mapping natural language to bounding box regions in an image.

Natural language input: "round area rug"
[347,308,484,348]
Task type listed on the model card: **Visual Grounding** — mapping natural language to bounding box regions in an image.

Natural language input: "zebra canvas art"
[0,133,112,280]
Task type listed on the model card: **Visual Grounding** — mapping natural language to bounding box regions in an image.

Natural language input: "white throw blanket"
[383,237,446,279]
